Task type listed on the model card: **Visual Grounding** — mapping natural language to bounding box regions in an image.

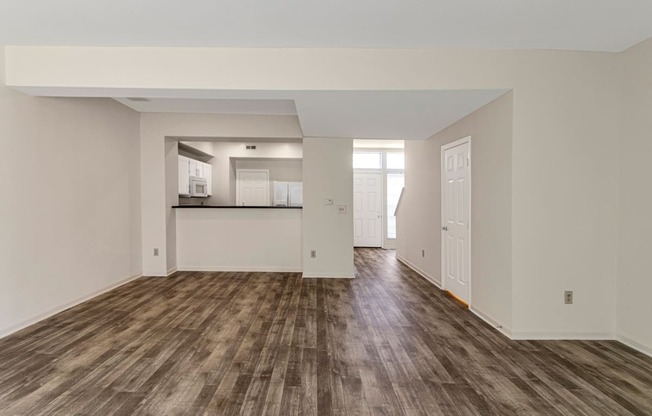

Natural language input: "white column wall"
[302,138,354,278]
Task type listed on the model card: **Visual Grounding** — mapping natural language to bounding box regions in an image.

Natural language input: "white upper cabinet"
[188,158,200,177]
[203,162,212,196]
[179,155,212,197]
[178,155,190,196]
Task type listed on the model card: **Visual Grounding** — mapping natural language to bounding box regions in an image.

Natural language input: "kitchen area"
[170,138,304,273]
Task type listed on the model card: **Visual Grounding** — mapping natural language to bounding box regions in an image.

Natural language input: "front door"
[354,172,382,247]
[237,169,269,206]
[442,139,471,304]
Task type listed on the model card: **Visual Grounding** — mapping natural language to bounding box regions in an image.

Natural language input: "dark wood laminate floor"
[1,249,651,416]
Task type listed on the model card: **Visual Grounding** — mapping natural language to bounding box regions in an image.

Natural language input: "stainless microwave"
[189,176,208,197]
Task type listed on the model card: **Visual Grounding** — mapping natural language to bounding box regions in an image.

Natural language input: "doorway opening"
[353,146,405,248]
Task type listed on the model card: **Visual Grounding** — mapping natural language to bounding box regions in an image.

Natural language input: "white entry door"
[237,169,270,206]
[442,139,471,304]
[354,172,382,247]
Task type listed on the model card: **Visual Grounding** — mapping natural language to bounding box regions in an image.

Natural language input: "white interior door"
[354,172,382,247]
[442,139,471,304]
[237,169,269,206]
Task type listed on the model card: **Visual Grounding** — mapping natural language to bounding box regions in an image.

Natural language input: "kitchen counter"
[173,205,302,209]
[175,206,302,272]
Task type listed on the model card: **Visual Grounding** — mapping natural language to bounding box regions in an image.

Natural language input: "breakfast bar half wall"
[174,206,302,273]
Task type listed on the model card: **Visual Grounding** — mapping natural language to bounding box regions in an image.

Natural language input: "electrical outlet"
[421,249,425,257]
[310,250,317,259]
[564,291,573,304]
[153,248,159,256]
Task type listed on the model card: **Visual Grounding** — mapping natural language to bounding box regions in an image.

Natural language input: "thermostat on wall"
[324,199,333,205]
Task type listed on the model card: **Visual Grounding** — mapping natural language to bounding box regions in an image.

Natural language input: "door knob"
[442,226,448,231]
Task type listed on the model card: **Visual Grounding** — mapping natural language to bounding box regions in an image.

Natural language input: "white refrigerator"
[273,181,303,207]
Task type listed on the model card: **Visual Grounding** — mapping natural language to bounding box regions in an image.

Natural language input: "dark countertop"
[173,205,302,209]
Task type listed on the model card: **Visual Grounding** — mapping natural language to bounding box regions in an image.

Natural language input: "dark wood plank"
[0,248,650,415]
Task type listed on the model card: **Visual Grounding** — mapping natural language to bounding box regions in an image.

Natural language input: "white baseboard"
[143,271,168,277]
[179,266,302,273]
[167,267,178,276]
[469,306,512,338]
[302,272,355,279]
[616,333,652,357]
[510,331,613,340]
[396,254,442,288]
[0,272,142,340]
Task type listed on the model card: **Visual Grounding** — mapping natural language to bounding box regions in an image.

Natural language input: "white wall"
[211,141,303,205]
[398,92,513,331]
[302,138,354,278]
[0,46,142,337]
[178,142,303,206]
[139,113,302,276]
[235,158,302,205]
[176,208,302,272]
[4,45,625,337]
[616,38,652,354]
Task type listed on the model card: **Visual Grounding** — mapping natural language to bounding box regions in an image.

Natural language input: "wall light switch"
[324,199,333,205]
[337,205,346,214]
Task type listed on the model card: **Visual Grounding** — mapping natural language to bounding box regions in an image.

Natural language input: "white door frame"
[236,169,270,206]
[440,136,472,307]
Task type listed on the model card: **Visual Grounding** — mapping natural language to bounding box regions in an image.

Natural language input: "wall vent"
[246,145,257,150]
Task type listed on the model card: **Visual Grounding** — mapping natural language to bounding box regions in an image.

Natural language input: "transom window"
[353,152,382,169]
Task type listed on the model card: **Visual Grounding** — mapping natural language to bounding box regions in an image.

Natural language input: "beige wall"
[302,138,354,278]
[616,38,652,354]
[0,46,142,337]
[2,45,631,339]
[510,61,620,339]
[398,92,513,331]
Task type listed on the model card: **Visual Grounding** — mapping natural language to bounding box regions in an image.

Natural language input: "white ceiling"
[292,90,507,140]
[0,1,650,52]
[115,98,297,115]
[111,90,508,140]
